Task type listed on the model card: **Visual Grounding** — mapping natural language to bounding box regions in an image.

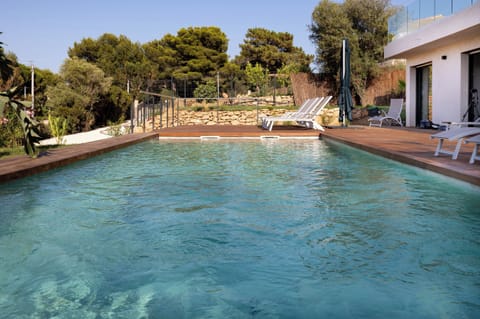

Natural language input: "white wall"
[386,2,480,126]
[405,37,480,126]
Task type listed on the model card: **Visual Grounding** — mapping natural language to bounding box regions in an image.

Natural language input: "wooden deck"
[1,125,479,186]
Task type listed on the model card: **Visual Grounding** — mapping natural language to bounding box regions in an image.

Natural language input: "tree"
[143,35,179,80]
[237,28,313,74]
[0,51,59,120]
[0,32,13,83]
[17,64,59,118]
[47,57,112,132]
[309,0,394,104]
[309,0,353,79]
[0,52,23,92]
[69,34,156,91]
[245,62,268,95]
[219,62,243,97]
[69,34,156,123]
[164,26,229,80]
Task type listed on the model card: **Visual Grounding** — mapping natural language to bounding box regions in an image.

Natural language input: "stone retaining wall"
[138,107,368,132]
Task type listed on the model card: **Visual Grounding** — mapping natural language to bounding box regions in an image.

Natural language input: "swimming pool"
[0,139,479,318]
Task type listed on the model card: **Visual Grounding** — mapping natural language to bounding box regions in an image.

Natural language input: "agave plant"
[1,35,42,157]
[1,86,42,157]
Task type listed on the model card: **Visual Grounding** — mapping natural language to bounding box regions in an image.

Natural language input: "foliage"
[397,79,406,94]
[1,86,42,157]
[70,34,139,88]
[1,35,22,149]
[245,63,268,95]
[168,27,229,80]
[1,35,42,157]
[48,113,67,144]
[276,63,304,90]
[0,98,23,148]
[3,25,310,133]
[309,0,395,104]
[69,33,154,125]
[219,62,243,97]
[0,145,25,158]
[193,81,217,102]
[0,53,22,92]
[0,51,59,119]
[237,28,313,74]
[68,30,228,120]
[309,0,352,79]
[18,65,60,118]
[0,32,13,83]
[98,85,131,125]
[1,56,59,122]
[47,57,112,133]
[141,27,229,83]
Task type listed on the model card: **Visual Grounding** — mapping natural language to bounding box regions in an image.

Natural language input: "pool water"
[0,139,479,318]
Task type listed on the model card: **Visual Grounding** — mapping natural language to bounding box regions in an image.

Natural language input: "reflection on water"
[0,140,479,318]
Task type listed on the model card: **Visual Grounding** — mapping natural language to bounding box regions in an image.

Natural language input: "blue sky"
[2,0,411,73]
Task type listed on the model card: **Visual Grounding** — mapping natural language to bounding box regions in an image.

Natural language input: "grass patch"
[0,146,25,159]
[0,144,63,159]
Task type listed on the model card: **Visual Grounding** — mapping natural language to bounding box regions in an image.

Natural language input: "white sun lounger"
[368,98,404,127]
[262,96,332,131]
[442,118,480,130]
[430,127,480,160]
[465,134,480,164]
[261,97,321,130]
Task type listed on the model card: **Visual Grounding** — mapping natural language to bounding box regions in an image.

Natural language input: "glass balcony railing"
[389,0,479,40]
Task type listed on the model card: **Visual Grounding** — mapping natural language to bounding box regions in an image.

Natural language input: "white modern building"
[384,0,480,127]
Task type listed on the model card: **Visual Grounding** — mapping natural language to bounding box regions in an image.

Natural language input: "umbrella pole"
[342,39,346,127]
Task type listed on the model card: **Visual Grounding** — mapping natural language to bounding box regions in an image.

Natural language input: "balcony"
[389,0,479,40]
[385,0,480,59]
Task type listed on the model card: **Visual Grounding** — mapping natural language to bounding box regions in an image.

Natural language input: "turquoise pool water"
[0,139,479,318]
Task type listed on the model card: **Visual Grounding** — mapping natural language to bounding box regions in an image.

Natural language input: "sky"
[2,0,411,73]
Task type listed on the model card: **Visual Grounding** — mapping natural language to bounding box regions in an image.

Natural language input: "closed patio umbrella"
[338,38,353,126]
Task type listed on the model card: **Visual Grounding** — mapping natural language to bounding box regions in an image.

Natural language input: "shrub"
[48,113,68,145]
[0,103,23,148]
[193,81,217,103]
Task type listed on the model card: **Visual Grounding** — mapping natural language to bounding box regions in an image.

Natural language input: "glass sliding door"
[467,52,480,121]
[415,64,432,126]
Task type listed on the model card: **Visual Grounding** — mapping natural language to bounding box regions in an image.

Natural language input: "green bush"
[193,81,217,103]
[0,103,23,148]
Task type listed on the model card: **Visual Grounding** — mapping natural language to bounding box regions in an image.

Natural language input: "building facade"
[384,0,480,127]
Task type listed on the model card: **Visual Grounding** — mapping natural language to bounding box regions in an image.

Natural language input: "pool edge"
[320,133,480,187]
[0,132,159,184]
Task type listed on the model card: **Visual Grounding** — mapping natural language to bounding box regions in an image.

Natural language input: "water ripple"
[0,140,479,318]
